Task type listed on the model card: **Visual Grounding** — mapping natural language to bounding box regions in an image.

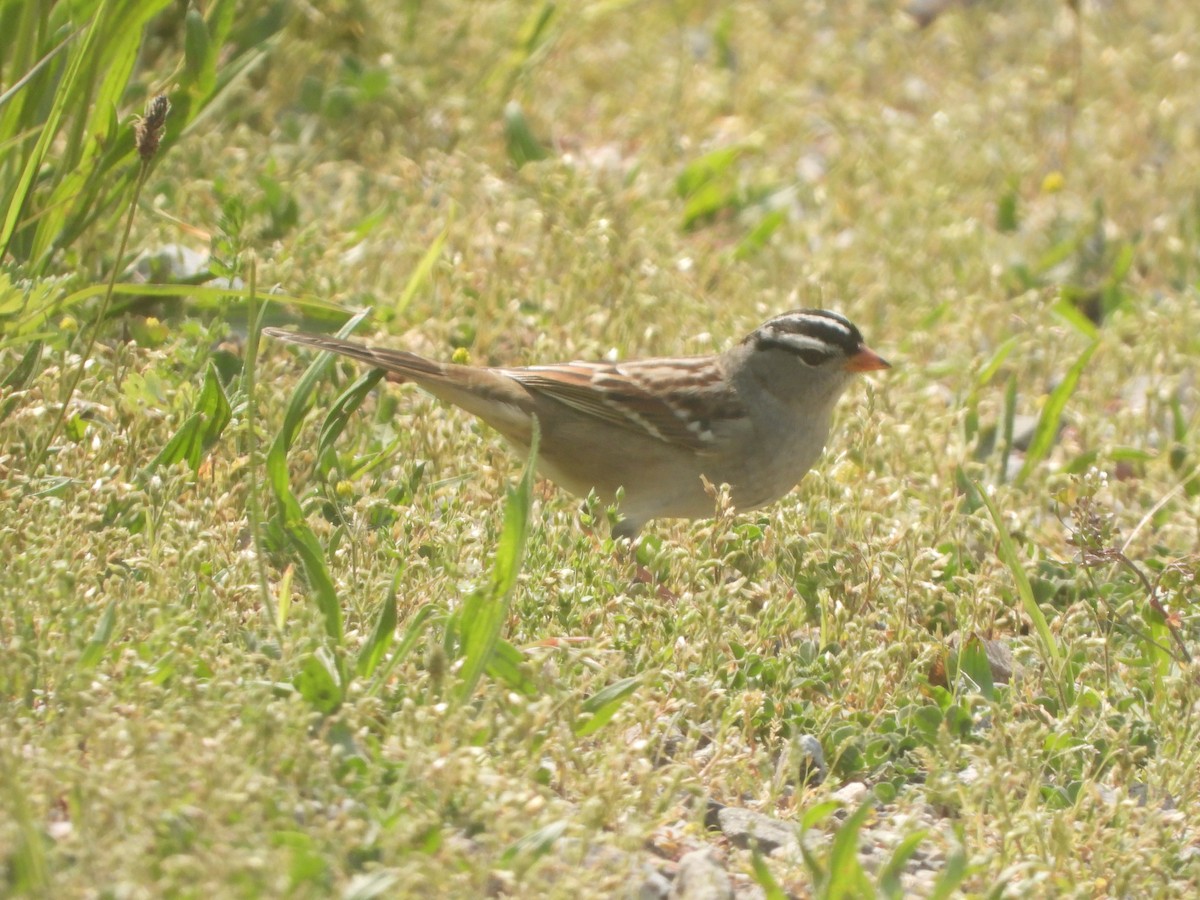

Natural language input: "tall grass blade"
[572,676,641,737]
[79,600,117,669]
[958,635,996,701]
[457,419,539,700]
[484,638,538,697]
[356,577,398,678]
[749,848,788,900]
[266,308,371,516]
[824,800,876,899]
[395,211,453,315]
[0,340,43,426]
[265,308,370,644]
[318,369,385,462]
[974,480,1062,669]
[1016,341,1098,486]
[366,603,443,696]
[879,829,929,899]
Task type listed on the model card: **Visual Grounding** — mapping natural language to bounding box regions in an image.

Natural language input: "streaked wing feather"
[508,359,746,452]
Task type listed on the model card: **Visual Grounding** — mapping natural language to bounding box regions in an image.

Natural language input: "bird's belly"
[527,415,827,523]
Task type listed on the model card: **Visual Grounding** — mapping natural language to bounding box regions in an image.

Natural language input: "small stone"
[669,849,733,900]
[637,864,673,900]
[714,807,799,856]
[832,782,869,806]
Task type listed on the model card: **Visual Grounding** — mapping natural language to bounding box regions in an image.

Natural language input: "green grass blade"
[572,676,641,737]
[395,210,453,315]
[974,480,1062,669]
[484,638,538,697]
[145,412,204,474]
[0,339,43,425]
[824,800,876,900]
[286,522,343,645]
[265,308,370,644]
[356,578,398,678]
[927,829,968,900]
[0,26,78,113]
[197,360,232,453]
[266,307,371,516]
[457,419,539,700]
[749,847,788,900]
[500,819,567,870]
[366,603,443,696]
[79,600,117,669]
[1016,341,1099,486]
[318,368,385,460]
[879,829,929,899]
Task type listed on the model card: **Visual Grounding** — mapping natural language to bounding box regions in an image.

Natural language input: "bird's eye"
[795,347,832,366]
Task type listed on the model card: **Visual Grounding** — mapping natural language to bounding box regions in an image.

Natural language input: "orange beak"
[844,346,891,373]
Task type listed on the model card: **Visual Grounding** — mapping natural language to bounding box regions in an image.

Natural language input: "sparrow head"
[748,309,890,373]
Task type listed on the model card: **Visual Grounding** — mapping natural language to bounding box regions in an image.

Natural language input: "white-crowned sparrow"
[264,309,889,538]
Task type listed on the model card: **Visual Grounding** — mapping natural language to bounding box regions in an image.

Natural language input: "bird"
[263,309,889,539]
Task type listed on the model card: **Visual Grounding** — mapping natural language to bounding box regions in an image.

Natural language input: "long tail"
[262,328,446,382]
[262,327,537,443]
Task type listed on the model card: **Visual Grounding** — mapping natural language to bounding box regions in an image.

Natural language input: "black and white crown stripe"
[748,309,864,366]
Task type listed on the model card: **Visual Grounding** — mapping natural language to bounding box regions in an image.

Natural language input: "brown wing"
[506,357,748,453]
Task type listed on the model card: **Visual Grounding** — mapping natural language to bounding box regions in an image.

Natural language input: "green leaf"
[293,648,343,714]
[681,180,738,230]
[356,578,398,678]
[318,368,385,460]
[64,412,87,442]
[998,374,1017,483]
[734,208,786,260]
[503,101,549,167]
[958,635,996,701]
[500,820,568,868]
[676,145,744,197]
[928,828,968,900]
[396,212,453,315]
[146,412,204,472]
[1016,341,1098,486]
[484,638,538,697]
[144,361,232,474]
[79,601,117,669]
[1,340,42,390]
[197,360,232,453]
[572,676,641,737]
[184,8,212,91]
[749,847,788,900]
[1051,295,1099,340]
[825,800,876,900]
[975,336,1016,388]
[1108,241,1135,283]
[797,800,839,885]
[996,186,1018,232]
[879,829,929,899]
[457,419,539,699]
[973,480,1062,670]
[366,603,443,695]
[286,519,343,645]
[265,307,371,643]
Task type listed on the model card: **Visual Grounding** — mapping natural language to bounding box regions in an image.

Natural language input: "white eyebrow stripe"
[786,315,852,337]
[764,332,839,354]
